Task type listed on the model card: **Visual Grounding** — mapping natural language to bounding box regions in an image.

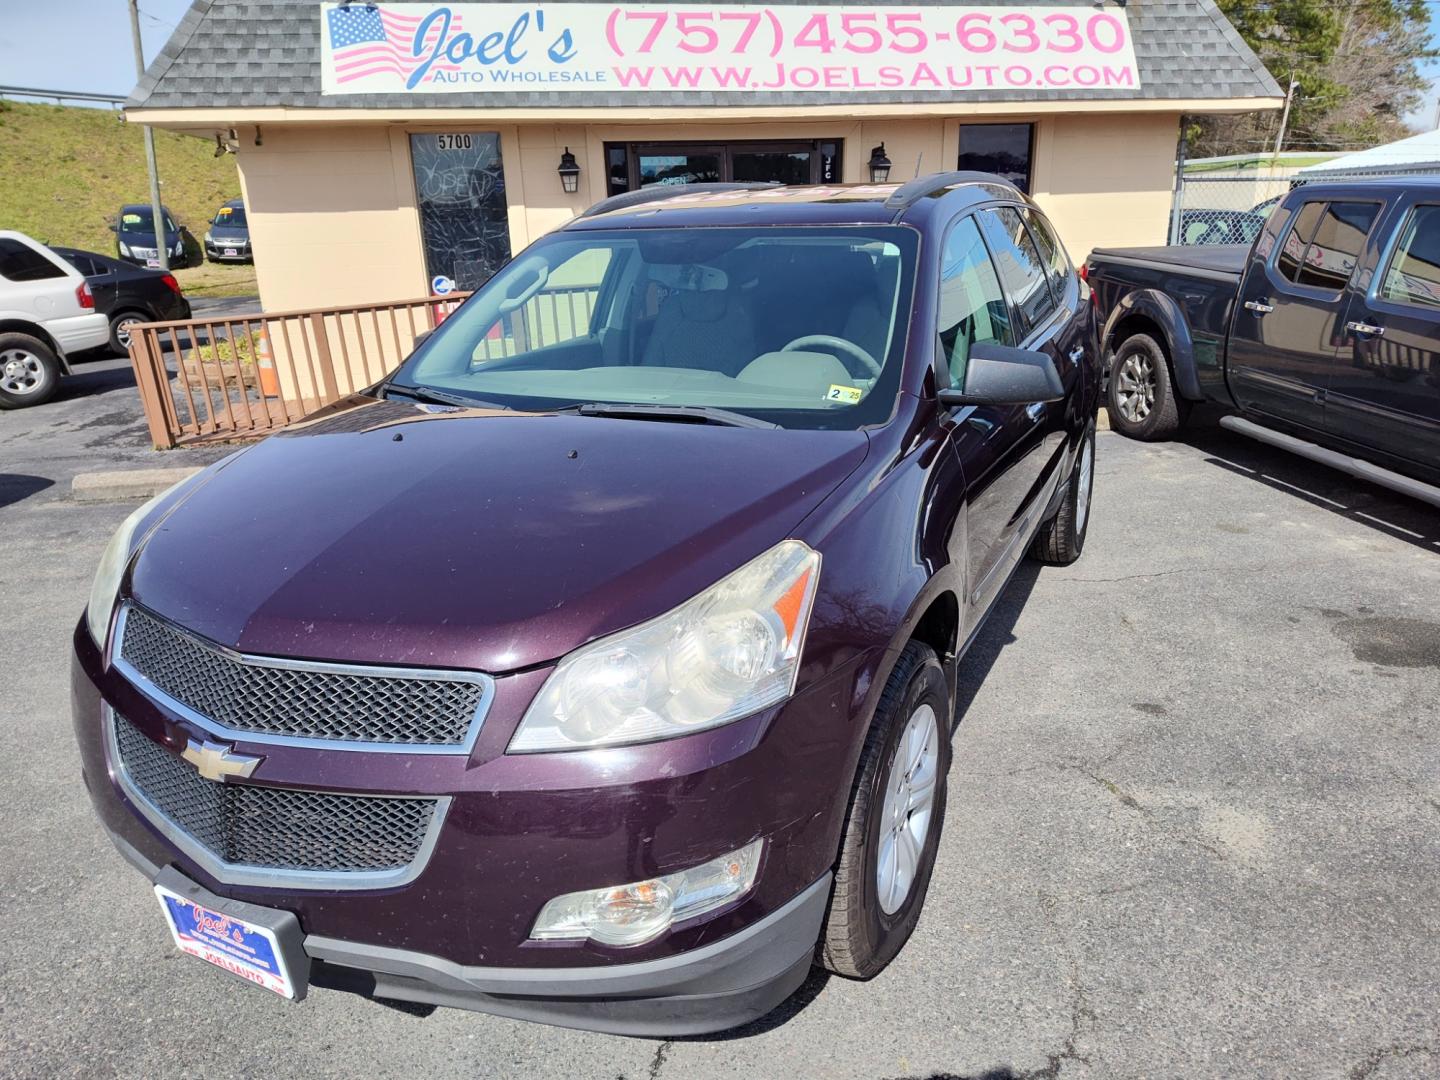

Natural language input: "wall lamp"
[558,147,580,194]
[868,143,892,184]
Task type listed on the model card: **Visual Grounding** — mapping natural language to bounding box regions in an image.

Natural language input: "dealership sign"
[320,3,1140,95]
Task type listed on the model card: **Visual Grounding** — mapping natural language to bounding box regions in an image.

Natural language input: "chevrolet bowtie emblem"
[181,739,262,782]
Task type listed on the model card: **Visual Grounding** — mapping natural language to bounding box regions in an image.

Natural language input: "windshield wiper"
[382,383,503,410]
[558,402,780,430]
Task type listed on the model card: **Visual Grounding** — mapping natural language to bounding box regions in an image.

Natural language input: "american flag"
[326,4,464,86]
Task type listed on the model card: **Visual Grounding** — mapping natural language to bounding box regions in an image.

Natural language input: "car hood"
[209,226,249,240]
[120,230,182,247]
[129,398,869,673]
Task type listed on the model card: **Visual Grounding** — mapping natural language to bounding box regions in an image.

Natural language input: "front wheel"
[1106,332,1188,440]
[820,641,950,979]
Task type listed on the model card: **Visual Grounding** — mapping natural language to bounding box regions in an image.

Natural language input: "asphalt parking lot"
[1,370,1437,1079]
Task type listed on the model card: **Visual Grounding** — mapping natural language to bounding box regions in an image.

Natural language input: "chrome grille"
[112,710,442,880]
[116,604,489,747]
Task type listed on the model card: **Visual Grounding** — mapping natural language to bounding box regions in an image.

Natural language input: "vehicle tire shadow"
[0,473,55,510]
[952,560,1043,730]
[1178,407,1440,553]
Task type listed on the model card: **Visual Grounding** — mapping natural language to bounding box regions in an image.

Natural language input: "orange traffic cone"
[254,324,281,398]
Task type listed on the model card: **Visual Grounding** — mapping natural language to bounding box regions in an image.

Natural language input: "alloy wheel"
[876,702,940,915]
[1115,352,1156,423]
[115,318,142,351]
[1076,435,1095,533]
[0,349,46,396]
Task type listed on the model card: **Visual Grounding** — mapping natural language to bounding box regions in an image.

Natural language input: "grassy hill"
[0,99,241,255]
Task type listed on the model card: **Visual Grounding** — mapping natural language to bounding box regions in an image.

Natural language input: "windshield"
[389,226,918,430]
[119,208,176,234]
[213,205,247,227]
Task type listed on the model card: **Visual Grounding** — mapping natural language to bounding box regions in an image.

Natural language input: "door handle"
[1068,346,1085,362]
[1025,402,1046,422]
[1346,321,1385,337]
[1244,299,1275,314]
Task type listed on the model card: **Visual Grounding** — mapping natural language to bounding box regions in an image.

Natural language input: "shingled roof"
[128,0,1282,111]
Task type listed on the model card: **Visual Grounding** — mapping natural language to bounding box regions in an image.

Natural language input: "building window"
[409,132,512,291]
[603,141,843,193]
[957,124,1034,194]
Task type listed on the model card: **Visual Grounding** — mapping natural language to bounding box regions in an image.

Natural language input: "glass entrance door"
[608,140,842,196]
[409,132,512,292]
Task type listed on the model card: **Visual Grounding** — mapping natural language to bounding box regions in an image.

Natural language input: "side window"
[1276,201,1327,284]
[472,247,613,364]
[937,216,1014,387]
[67,254,98,277]
[1023,209,1073,302]
[977,206,1055,336]
[1294,202,1381,292]
[0,239,66,283]
[1381,204,1440,310]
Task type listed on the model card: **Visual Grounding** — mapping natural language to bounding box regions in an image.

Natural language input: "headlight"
[204,232,213,244]
[509,540,820,753]
[85,478,197,647]
[118,241,131,256]
[531,840,763,946]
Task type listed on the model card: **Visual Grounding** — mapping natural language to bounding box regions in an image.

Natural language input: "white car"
[0,230,110,408]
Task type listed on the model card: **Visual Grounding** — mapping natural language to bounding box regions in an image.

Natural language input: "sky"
[0,0,196,101]
[3,0,1440,126]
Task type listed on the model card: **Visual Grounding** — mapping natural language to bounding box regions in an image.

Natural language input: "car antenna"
[914,152,924,179]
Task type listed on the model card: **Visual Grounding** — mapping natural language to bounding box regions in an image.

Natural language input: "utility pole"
[1273,77,1299,158]
[127,0,169,270]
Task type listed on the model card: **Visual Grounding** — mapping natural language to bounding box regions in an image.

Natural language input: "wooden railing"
[127,293,470,449]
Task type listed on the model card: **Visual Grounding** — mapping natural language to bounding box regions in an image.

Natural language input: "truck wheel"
[1107,333,1188,440]
[1031,422,1095,565]
[820,641,950,979]
[0,333,61,409]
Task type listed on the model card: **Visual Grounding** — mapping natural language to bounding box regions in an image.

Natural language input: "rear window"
[0,238,66,282]
[1022,209,1072,301]
[1275,200,1380,292]
[977,207,1056,335]
[1381,204,1440,310]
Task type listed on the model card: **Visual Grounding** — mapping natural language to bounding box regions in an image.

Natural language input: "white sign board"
[320,4,1140,95]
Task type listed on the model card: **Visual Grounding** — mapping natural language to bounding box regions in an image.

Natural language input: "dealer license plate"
[154,885,297,998]
[145,258,161,268]
[223,247,237,257]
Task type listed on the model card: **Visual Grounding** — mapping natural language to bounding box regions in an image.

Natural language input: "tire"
[0,333,61,409]
[821,641,951,979]
[1106,332,1189,440]
[109,311,148,354]
[1031,422,1096,565]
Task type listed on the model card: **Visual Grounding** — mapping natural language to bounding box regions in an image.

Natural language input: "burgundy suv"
[73,174,1100,1035]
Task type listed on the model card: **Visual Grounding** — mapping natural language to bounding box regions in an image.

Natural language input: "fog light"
[530,840,763,947]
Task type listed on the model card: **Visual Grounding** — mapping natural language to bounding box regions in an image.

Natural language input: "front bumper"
[109,817,829,1035]
[205,240,251,262]
[73,618,872,1032]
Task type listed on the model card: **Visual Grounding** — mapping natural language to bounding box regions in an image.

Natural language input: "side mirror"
[937,342,1065,407]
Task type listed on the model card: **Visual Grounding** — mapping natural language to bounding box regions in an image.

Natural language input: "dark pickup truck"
[1088,180,1440,507]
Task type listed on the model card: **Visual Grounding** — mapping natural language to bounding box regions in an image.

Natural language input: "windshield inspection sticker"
[826,384,863,405]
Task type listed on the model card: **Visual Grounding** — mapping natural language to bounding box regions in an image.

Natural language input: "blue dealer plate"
[154,885,296,999]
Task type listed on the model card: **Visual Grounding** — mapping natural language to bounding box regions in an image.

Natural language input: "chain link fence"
[1169,174,1294,246]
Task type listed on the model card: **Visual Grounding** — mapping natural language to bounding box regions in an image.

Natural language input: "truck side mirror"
[937,342,1065,407]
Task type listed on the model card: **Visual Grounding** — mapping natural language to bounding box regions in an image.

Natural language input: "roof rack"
[883,171,1019,214]
[579,182,783,219]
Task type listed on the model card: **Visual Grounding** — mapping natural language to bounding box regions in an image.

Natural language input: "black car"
[204,199,252,264]
[113,205,193,270]
[52,247,192,353]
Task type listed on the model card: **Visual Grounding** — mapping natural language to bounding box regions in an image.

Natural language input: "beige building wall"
[236,111,1181,313]
[235,125,429,310]
[1030,112,1182,259]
